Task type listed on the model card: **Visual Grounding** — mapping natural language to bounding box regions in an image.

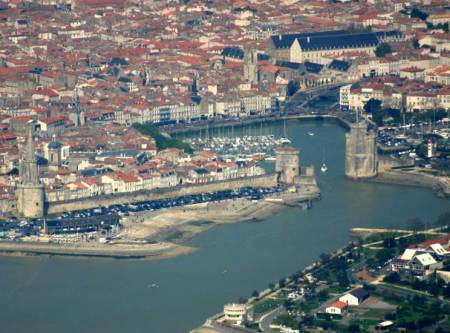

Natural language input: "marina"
[184,134,288,160]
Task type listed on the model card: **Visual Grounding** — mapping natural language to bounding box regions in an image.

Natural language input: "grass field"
[253,298,283,315]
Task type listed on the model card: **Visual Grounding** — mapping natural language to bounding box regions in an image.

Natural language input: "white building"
[338,288,369,306]
[223,303,253,326]
[324,301,348,315]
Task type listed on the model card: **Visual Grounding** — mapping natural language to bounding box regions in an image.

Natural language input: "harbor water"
[0,120,447,333]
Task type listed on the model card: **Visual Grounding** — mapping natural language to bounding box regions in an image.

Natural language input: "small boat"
[265,156,276,161]
[320,148,328,173]
[280,137,291,144]
[264,197,284,203]
[308,132,315,136]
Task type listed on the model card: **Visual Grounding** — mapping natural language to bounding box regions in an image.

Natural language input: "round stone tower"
[16,123,45,218]
[275,146,300,184]
[345,120,377,179]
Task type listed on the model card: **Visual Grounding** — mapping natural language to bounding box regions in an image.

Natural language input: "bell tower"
[243,46,258,84]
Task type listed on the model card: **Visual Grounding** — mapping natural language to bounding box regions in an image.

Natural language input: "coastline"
[166,113,351,136]
[365,169,450,198]
[0,187,320,260]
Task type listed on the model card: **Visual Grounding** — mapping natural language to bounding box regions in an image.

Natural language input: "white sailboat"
[280,119,291,144]
[320,148,328,173]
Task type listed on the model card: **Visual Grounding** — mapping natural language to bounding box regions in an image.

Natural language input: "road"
[259,306,286,333]
[375,283,450,305]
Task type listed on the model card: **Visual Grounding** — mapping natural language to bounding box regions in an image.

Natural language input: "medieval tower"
[243,46,258,84]
[275,146,300,184]
[16,123,45,218]
[345,120,377,179]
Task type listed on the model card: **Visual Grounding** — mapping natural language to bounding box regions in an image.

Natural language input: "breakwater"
[0,240,192,259]
[367,170,449,196]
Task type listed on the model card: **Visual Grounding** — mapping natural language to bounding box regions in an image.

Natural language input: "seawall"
[367,170,449,197]
[48,174,278,214]
[166,114,350,135]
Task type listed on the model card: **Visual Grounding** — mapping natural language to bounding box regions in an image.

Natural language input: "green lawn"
[253,299,283,314]
[363,232,407,244]
[272,314,297,328]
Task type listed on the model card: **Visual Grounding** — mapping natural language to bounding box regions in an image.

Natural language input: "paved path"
[259,306,286,333]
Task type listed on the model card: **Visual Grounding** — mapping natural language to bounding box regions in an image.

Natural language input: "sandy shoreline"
[0,188,320,260]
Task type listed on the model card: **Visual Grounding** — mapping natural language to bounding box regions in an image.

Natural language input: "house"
[391,248,443,275]
[409,253,441,275]
[339,288,369,306]
[38,116,67,137]
[324,301,348,316]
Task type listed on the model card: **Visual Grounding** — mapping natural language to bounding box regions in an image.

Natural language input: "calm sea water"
[0,120,447,333]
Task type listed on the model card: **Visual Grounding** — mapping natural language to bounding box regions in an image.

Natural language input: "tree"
[238,297,247,304]
[269,283,275,290]
[412,39,420,49]
[364,99,383,125]
[410,7,428,21]
[383,272,401,283]
[320,253,331,264]
[283,299,294,310]
[375,43,392,58]
[407,217,426,232]
[251,290,259,298]
[376,248,394,264]
[347,324,361,333]
[443,285,450,299]
[384,237,397,248]
[279,277,286,289]
[435,212,450,228]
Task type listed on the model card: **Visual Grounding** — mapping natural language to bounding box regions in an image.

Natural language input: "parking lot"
[0,186,283,237]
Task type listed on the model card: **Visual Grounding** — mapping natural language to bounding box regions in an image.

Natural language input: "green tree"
[435,212,450,228]
[412,39,420,49]
[238,297,247,303]
[415,143,427,159]
[383,272,401,283]
[407,217,426,232]
[364,99,383,125]
[320,253,331,264]
[132,122,193,154]
[347,324,361,333]
[376,248,393,264]
[384,237,397,248]
[411,7,428,21]
[375,43,392,58]
[251,290,259,298]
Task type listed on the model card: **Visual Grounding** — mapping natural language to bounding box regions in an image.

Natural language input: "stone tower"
[275,146,300,184]
[16,123,45,218]
[345,120,377,179]
[243,46,258,84]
